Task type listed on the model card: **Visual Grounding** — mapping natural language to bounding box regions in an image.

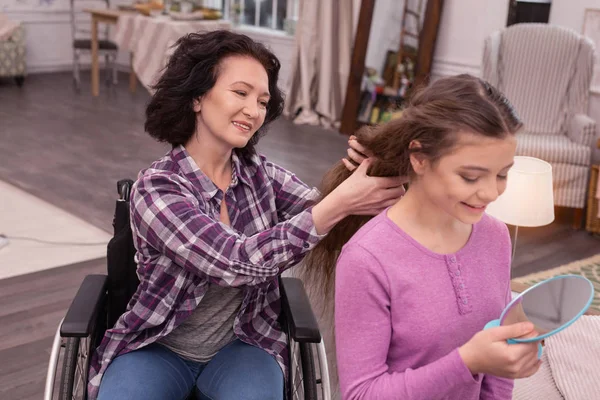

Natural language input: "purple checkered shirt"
[88,145,323,399]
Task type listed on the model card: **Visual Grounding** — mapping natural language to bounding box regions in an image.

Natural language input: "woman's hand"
[459,322,542,379]
[311,159,406,234]
[334,158,406,216]
[342,135,407,211]
[342,135,370,172]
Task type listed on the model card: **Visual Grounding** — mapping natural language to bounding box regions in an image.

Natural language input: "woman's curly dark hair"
[145,30,285,155]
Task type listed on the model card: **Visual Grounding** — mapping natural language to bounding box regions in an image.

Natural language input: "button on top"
[459,283,465,289]
[303,242,310,248]
[449,256,456,263]
[455,270,461,276]
[462,298,468,305]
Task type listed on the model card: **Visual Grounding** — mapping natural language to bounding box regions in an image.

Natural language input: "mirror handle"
[484,319,501,330]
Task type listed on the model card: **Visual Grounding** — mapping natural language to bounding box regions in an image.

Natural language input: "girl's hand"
[459,322,542,379]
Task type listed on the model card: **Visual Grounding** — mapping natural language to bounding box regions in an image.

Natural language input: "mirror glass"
[500,275,594,342]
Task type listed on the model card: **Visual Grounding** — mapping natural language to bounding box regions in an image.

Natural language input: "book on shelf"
[357,88,405,125]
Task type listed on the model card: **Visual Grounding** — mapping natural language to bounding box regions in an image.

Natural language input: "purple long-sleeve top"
[335,211,514,400]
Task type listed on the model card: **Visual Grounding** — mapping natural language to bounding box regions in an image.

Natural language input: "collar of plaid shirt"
[87,145,323,399]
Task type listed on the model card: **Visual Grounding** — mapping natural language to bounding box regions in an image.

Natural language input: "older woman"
[89,30,405,400]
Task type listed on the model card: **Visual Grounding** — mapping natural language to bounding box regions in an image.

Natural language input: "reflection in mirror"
[500,276,594,341]
[339,0,444,135]
[356,0,429,126]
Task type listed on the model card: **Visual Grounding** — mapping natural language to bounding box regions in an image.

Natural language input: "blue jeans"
[97,340,284,400]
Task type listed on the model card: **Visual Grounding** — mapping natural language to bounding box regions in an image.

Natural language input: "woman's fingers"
[348,136,373,158]
[358,187,405,215]
[373,175,409,189]
[376,185,406,201]
[347,147,367,165]
[382,198,399,209]
[342,158,357,172]
[388,185,407,198]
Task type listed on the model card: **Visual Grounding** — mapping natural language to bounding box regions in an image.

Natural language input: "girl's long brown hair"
[302,74,523,305]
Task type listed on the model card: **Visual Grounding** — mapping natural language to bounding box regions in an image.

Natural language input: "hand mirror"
[484,275,594,357]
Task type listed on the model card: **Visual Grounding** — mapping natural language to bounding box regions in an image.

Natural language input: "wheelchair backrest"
[106,179,141,329]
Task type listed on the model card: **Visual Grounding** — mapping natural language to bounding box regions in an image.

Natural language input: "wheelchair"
[44,179,331,400]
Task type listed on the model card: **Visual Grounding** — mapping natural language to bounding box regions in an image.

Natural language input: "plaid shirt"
[88,145,323,399]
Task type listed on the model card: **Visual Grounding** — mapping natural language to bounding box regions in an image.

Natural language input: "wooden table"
[84,8,137,97]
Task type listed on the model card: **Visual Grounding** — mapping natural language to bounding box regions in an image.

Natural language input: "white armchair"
[482,23,597,227]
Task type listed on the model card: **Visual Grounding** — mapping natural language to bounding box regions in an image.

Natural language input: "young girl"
[304,74,541,399]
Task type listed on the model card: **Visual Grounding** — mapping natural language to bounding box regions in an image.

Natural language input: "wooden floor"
[0,72,598,399]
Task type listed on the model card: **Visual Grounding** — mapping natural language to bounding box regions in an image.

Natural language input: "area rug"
[0,180,111,280]
[513,254,600,313]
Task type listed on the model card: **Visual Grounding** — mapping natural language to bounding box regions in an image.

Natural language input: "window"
[205,0,300,31]
[506,0,552,26]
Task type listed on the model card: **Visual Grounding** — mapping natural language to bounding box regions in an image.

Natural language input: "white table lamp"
[486,156,555,262]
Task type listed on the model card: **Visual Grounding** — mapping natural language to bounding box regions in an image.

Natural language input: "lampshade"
[485,156,555,227]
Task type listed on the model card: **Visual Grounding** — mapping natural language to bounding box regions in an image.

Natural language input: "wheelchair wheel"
[59,337,91,400]
[290,339,318,400]
[299,342,317,399]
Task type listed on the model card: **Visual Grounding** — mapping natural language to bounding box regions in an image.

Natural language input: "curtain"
[283,0,355,129]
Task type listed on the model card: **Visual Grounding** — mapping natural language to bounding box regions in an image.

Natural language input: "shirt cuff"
[449,348,483,384]
[406,348,482,399]
[309,187,322,200]
[286,207,327,250]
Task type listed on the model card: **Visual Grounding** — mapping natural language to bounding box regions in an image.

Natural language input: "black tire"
[299,342,318,400]
[59,337,90,400]
[14,76,24,87]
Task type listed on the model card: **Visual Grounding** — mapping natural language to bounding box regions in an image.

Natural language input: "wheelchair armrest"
[280,277,321,343]
[60,274,108,337]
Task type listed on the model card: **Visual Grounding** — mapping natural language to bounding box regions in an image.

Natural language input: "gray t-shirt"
[159,284,244,362]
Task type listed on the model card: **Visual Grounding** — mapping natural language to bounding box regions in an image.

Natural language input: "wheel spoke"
[291,341,304,398]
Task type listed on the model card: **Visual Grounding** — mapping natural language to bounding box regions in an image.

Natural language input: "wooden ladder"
[392,0,424,92]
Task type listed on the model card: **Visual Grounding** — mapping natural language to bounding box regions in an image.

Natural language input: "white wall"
[2,0,138,73]
[1,1,295,87]
[357,0,509,79]
[430,0,509,79]
[3,0,77,73]
[427,0,599,161]
[549,0,600,161]
[548,0,597,33]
